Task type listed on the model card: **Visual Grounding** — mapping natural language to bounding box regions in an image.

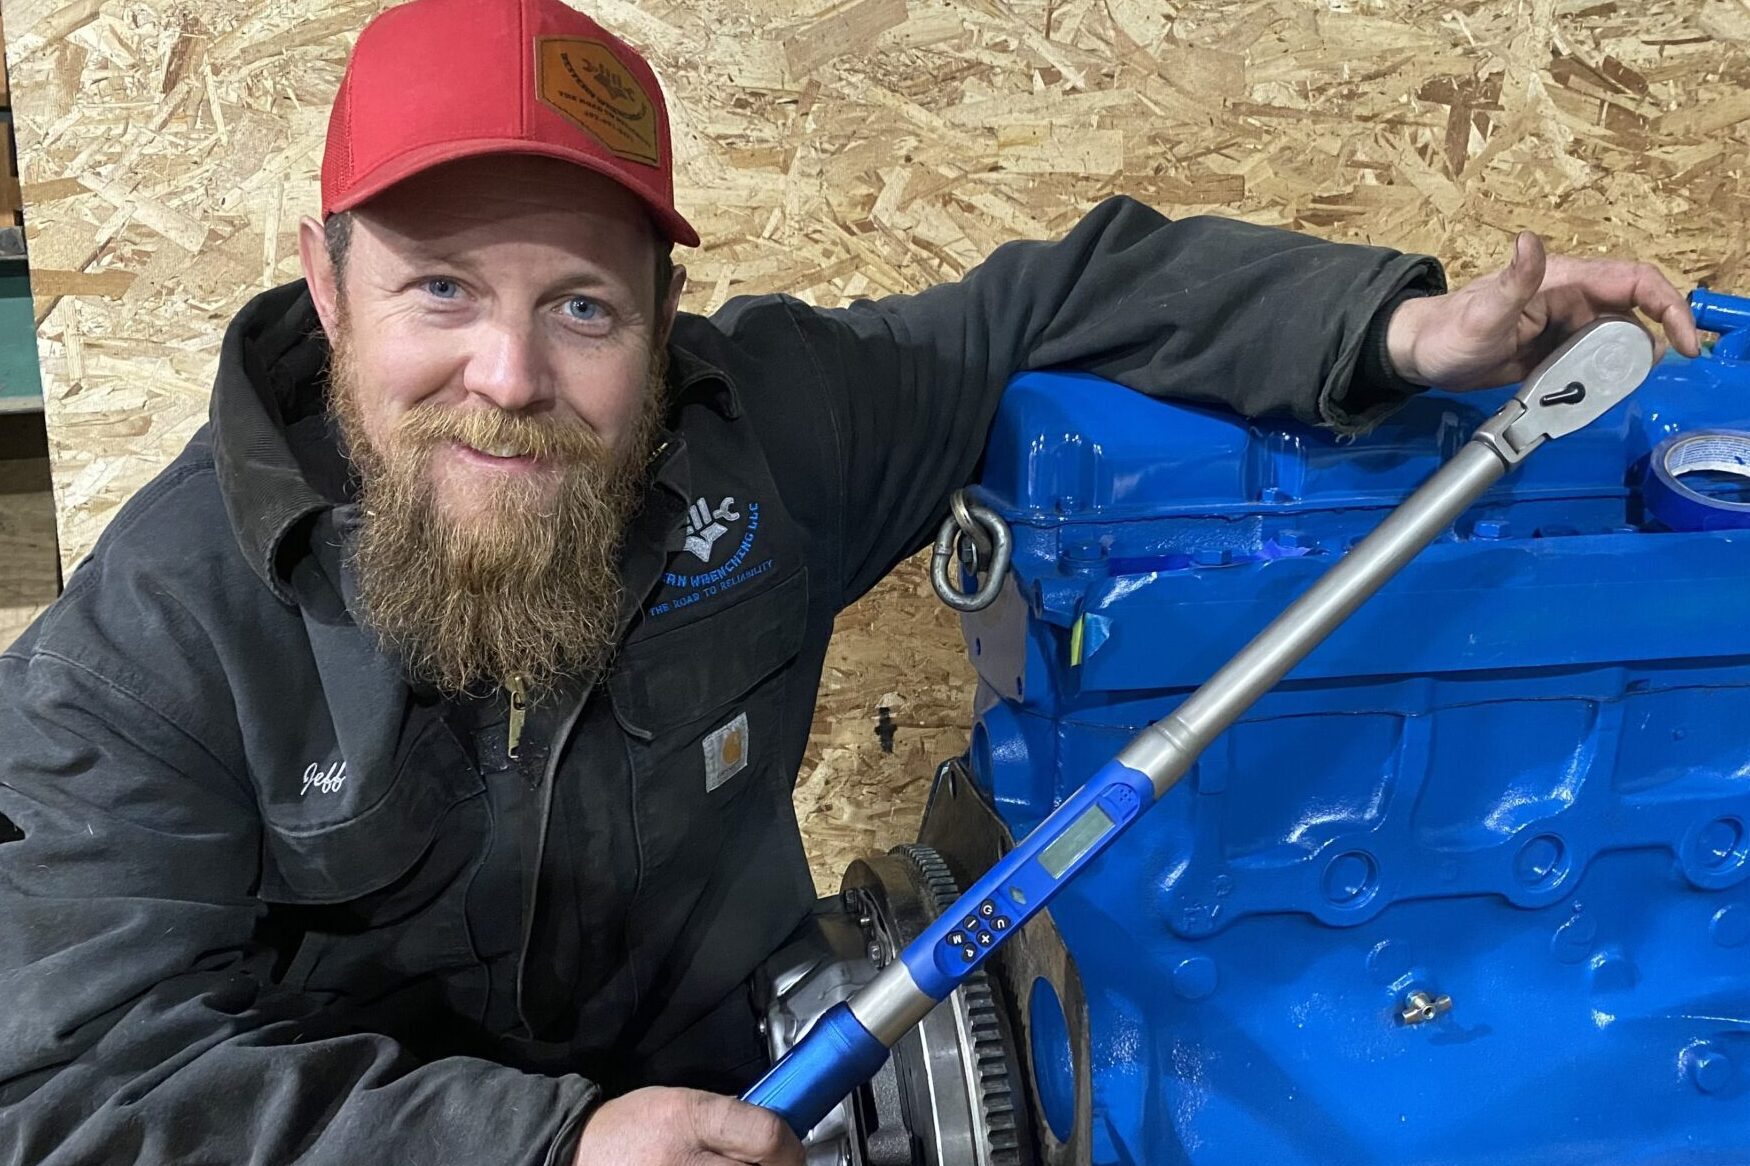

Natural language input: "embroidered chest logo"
[301,760,348,796]
[647,493,775,621]
[684,496,741,562]
[704,712,749,792]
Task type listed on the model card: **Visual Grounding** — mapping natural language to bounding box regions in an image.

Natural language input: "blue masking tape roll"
[1643,430,1750,532]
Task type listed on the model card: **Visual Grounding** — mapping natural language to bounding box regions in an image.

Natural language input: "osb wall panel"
[5,0,1747,889]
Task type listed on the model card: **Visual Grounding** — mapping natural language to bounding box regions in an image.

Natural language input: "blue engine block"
[957,294,1750,1164]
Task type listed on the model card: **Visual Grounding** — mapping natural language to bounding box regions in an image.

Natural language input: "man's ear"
[298,215,342,337]
[655,264,687,350]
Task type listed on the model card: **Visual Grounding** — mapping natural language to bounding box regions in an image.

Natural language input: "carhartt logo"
[301,761,348,796]
[684,496,741,563]
[704,712,749,792]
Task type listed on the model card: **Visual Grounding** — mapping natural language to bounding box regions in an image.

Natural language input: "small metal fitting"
[1400,989,1453,1025]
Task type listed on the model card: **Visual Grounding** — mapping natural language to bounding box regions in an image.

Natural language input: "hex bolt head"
[1474,518,1511,540]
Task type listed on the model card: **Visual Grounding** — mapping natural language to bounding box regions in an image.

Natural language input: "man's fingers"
[1547,253,1702,359]
[690,1094,804,1165]
[1620,260,1699,358]
[1490,230,1548,317]
[1654,295,1703,359]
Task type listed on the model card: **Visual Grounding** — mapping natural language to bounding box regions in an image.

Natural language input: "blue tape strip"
[1643,430,1750,532]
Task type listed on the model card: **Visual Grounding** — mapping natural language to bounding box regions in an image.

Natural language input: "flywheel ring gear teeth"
[888,843,1032,1166]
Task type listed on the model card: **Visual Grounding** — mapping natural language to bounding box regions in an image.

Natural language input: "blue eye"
[424,278,460,299]
[563,297,604,323]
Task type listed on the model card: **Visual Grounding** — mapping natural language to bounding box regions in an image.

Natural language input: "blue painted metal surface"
[959,292,1750,1164]
[1694,288,1750,361]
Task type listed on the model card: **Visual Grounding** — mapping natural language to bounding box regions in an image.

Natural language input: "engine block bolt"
[1061,539,1105,565]
[1473,518,1511,539]
[1683,1043,1737,1095]
[1399,989,1452,1025]
[1172,956,1219,1000]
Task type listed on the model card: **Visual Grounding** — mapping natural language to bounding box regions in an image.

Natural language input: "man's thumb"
[1492,230,1547,312]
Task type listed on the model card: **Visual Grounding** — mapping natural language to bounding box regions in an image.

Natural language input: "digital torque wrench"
[742,315,1658,1135]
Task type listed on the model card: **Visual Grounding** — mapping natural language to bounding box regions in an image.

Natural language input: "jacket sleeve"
[0,639,595,1166]
[750,194,1446,606]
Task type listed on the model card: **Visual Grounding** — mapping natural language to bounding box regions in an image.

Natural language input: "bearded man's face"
[298,154,686,696]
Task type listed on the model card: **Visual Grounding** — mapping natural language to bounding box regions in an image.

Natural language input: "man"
[0,0,1703,1163]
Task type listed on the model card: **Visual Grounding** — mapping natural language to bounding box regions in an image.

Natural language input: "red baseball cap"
[322,0,699,247]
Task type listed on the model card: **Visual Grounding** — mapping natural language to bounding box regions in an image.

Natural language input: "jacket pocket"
[608,567,808,867]
[258,715,484,905]
[256,716,489,1017]
[608,565,808,742]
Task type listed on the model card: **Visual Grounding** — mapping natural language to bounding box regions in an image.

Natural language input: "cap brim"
[326,137,701,248]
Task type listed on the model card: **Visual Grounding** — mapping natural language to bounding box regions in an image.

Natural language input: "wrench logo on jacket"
[683,496,741,563]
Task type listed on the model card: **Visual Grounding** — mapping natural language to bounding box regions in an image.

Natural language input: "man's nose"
[462,319,553,412]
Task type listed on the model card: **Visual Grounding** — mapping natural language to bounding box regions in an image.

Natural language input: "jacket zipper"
[514,689,589,1033]
[506,675,528,760]
[507,441,680,1034]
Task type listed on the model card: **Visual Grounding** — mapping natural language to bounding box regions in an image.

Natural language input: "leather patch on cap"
[536,37,661,167]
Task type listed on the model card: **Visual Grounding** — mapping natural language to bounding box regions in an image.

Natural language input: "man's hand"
[1385,232,1704,392]
[572,1087,805,1166]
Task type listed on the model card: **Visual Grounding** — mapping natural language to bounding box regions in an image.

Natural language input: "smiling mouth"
[450,439,545,468]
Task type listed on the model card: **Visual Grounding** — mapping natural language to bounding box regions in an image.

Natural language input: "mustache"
[392,403,609,463]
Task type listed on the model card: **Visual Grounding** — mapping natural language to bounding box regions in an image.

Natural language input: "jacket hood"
[208,280,349,607]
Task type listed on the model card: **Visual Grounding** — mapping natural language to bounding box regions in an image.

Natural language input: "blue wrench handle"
[742,758,1155,1135]
[741,1002,890,1137]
